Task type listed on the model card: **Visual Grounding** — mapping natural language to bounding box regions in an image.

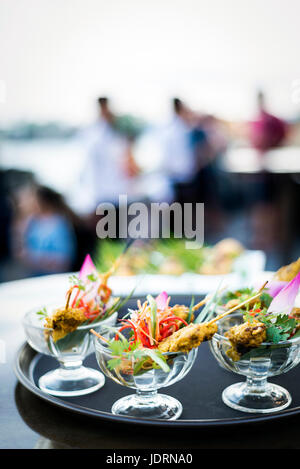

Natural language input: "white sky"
[1,0,300,125]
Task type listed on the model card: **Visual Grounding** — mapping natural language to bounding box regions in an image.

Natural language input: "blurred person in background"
[159,98,199,202]
[10,184,78,277]
[157,97,227,237]
[191,111,229,237]
[237,90,288,255]
[0,171,13,281]
[248,90,288,152]
[77,97,138,219]
[159,98,225,202]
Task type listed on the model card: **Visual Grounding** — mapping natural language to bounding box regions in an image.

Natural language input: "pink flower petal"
[79,254,97,280]
[265,280,288,298]
[268,271,300,315]
[155,291,169,310]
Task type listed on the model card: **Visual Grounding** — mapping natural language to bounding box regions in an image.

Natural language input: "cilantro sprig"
[262,314,297,343]
[36,307,48,320]
[243,308,297,344]
[68,274,86,291]
[103,326,170,374]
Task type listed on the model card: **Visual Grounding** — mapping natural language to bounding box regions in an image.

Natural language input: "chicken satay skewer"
[206,281,268,326]
[157,283,267,353]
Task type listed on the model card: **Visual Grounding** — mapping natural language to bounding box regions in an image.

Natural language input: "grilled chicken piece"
[225,320,267,361]
[158,322,218,353]
[274,257,300,282]
[45,307,87,342]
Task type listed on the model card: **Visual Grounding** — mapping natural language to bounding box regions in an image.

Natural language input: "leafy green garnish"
[195,282,223,324]
[104,326,170,374]
[259,292,273,308]
[187,296,194,323]
[141,348,170,373]
[103,286,136,321]
[68,274,85,291]
[147,294,157,339]
[86,273,98,282]
[36,307,48,320]
[219,287,254,305]
[243,311,255,323]
[263,315,297,343]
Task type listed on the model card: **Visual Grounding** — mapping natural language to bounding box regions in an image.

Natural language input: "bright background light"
[1,0,300,125]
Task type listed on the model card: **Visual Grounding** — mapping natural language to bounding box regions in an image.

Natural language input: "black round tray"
[14,340,300,428]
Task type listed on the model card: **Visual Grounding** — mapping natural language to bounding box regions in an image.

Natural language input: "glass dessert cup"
[23,306,118,397]
[209,312,300,413]
[93,329,197,420]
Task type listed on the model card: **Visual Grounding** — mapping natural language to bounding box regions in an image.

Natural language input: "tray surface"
[15,339,300,428]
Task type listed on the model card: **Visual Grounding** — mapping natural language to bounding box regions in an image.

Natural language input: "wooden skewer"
[192,286,228,312]
[206,280,268,326]
[90,328,109,342]
[65,289,72,310]
[192,297,209,312]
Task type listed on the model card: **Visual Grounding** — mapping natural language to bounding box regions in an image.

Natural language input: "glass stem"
[246,357,271,394]
[246,375,268,392]
[136,389,158,403]
[58,359,84,376]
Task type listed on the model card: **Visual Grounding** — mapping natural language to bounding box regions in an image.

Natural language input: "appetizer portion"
[209,275,300,414]
[224,273,300,361]
[92,291,220,375]
[218,287,272,311]
[24,253,133,397]
[41,254,124,345]
[219,255,300,313]
[95,237,245,277]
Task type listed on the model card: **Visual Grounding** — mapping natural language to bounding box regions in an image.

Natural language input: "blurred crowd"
[0,90,298,282]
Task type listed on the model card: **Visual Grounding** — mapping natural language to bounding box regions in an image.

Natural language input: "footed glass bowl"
[23,306,117,397]
[94,328,197,420]
[209,312,300,413]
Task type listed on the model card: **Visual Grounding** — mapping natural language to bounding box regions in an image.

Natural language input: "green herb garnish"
[68,274,85,291]
[187,296,194,324]
[263,314,297,343]
[104,328,170,374]
[243,308,297,344]
[147,294,157,340]
[36,307,48,320]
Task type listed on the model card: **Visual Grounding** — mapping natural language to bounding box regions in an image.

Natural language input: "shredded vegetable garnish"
[114,292,190,349]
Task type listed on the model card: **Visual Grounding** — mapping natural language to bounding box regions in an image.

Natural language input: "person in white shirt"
[159,98,196,187]
[77,97,133,215]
